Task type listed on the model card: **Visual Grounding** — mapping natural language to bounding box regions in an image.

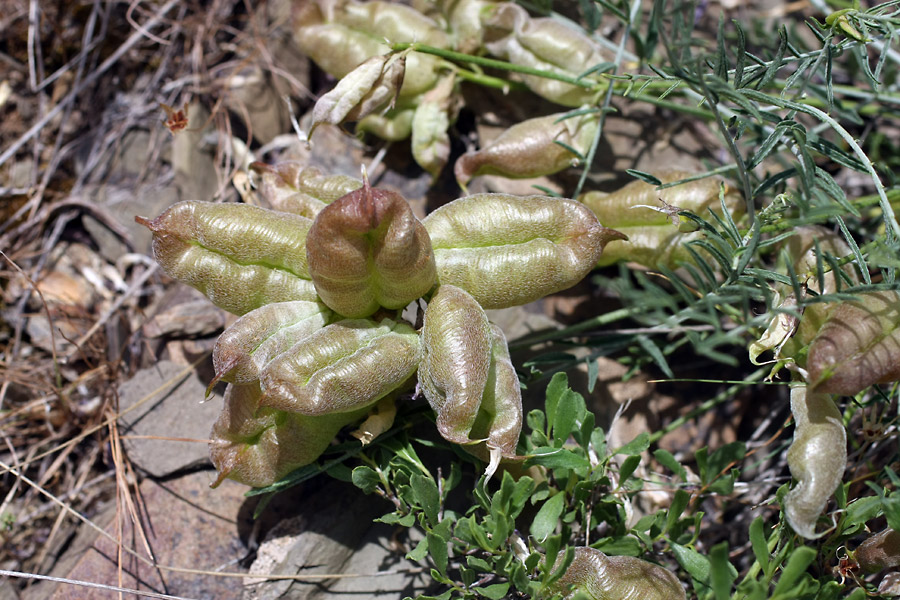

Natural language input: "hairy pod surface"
[855,528,900,573]
[306,178,436,317]
[784,385,846,539]
[252,162,362,218]
[209,382,367,488]
[424,194,624,308]
[454,112,598,186]
[211,300,332,387]
[806,291,900,395]
[483,4,609,106]
[136,201,317,315]
[580,172,744,268]
[471,324,523,459]
[260,318,420,415]
[548,547,686,600]
[419,285,493,445]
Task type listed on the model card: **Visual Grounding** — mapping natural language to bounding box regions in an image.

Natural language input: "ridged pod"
[483,3,609,106]
[580,172,744,269]
[306,177,436,317]
[211,300,332,387]
[419,285,522,457]
[784,384,846,539]
[260,318,420,415]
[293,0,446,99]
[855,528,900,573]
[454,112,598,187]
[209,382,367,488]
[423,194,624,309]
[252,161,361,218]
[136,201,317,315]
[806,291,900,396]
[547,547,686,600]
[412,75,456,179]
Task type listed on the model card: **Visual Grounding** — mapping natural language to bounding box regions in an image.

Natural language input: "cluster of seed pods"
[137,162,622,487]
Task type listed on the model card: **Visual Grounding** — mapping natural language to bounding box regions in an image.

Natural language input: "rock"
[117,360,223,476]
[24,471,248,600]
[143,286,227,339]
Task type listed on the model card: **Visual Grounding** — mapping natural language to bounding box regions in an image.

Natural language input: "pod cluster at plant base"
[137,164,623,488]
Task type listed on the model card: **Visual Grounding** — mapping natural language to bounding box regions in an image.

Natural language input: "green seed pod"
[855,528,900,573]
[309,53,406,137]
[437,0,494,53]
[580,172,744,269]
[306,177,437,318]
[419,284,492,445]
[209,382,367,488]
[251,162,362,218]
[294,1,445,99]
[547,547,686,600]
[484,3,609,106]
[784,384,846,539]
[211,300,332,387]
[454,112,598,187]
[424,194,624,309]
[260,318,420,415]
[136,201,318,315]
[473,323,523,459]
[806,291,900,395]
[357,107,415,141]
[411,75,457,179]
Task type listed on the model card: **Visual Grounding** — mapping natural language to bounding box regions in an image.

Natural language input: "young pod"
[855,528,900,573]
[547,547,686,600]
[483,3,609,106]
[806,291,900,396]
[454,112,598,187]
[251,162,362,218]
[260,318,420,415]
[784,384,846,539]
[211,300,332,388]
[209,382,367,488]
[136,201,317,315]
[580,172,744,269]
[309,53,406,138]
[357,107,415,141]
[306,177,436,318]
[423,194,624,309]
[411,75,457,179]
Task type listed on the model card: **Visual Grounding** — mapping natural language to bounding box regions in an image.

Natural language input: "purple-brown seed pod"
[306,176,436,318]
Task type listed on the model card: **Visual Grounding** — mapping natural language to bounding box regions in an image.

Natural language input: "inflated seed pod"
[855,528,900,573]
[483,3,609,106]
[357,107,415,141]
[211,300,332,387]
[547,547,686,600]
[309,53,406,137]
[419,284,492,445]
[293,1,445,99]
[423,194,625,309]
[136,201,318,315]
[806,291,900,396]
[580,172,744,268]
[306,176,436,318]
[784,384,846,539]
[251,162,362,218]
[260,318,420,415]
[454,112,598,187]
[411,75,457,179]
[209,382,368,488]
[785,225,859,294]
[437,0,494,53]
[471,323,523,459]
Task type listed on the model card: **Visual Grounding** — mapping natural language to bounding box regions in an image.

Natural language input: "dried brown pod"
[784,384,847,539]
[306,176,436,318]
[136,201,317,315]
[423,194,624,309]
[855,528,900,573]
[259,318,420,415]
[806,291,900,395]
[547,546,686,600]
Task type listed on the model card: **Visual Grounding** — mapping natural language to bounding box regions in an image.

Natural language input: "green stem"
[509,307,638,349]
